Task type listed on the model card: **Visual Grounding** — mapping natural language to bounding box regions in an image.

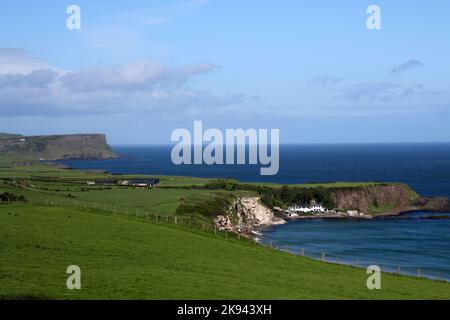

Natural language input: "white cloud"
[0,48,58,75]
[0,49,241,117]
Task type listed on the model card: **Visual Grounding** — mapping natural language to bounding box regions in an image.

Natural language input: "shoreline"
[253,211,450,283]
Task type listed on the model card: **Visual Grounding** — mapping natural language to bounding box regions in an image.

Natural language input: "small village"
[283,203,366,219]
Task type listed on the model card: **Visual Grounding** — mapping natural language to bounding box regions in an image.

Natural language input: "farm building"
[119,178,160,188]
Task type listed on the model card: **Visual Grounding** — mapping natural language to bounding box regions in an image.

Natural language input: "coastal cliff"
[214,197,285,233]
[329,184,420,214]
[0,133,118,160]
[211,183,447,231]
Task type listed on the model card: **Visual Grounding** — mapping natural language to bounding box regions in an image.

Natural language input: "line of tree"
[203,180,334,209]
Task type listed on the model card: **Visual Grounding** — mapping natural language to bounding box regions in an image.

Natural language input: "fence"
[2,198,448,283]
[262,240,449,282]
[10,197,253,244]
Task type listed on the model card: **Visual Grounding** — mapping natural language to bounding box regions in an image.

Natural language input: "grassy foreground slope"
[1,204,449,300]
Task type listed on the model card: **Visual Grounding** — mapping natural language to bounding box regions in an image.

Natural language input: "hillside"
[1,156,449,299]
[0,133,118,160]
[1,204,449,299]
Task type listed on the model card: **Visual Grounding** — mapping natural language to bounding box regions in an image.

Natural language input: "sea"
[60,143,450,280]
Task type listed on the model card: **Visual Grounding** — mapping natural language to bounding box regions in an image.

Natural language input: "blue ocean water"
[60,143,450,280]
[61,143,450,197]
[259,212,450,281]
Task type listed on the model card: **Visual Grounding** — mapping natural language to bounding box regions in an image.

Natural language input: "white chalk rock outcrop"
[214,197,285,233]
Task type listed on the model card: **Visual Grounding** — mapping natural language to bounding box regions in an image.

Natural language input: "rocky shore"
[213,197,285,234]
[213,193,450,238]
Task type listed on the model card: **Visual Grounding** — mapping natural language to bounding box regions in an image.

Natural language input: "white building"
[287,205,311,213]
[310,205,326,212]
[286,204,326,215]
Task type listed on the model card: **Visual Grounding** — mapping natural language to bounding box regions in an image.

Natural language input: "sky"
[0,0,449,144]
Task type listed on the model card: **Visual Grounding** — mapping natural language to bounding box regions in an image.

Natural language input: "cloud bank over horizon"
[0,48,242,117]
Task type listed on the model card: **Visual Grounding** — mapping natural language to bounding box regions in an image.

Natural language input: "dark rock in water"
[377,215,415,220]
[420,215,450,220]
[418,197,450,212]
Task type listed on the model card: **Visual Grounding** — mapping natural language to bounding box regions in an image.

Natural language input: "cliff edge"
[329,184,420,214]
[214,197,285,233]
[0,133,118,160]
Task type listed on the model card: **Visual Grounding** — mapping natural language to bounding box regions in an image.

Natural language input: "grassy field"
[245,181,387,188]
[1,203,449,300]
[1,156,450,299]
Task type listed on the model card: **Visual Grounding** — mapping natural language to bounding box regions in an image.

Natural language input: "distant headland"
[0,132,118,161]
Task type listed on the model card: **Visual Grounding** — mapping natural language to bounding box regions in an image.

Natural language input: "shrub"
[0,192,26,203]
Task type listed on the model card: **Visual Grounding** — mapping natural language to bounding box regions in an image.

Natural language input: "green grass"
[1,155,449,299]
[0,179,243,224]
[0,155,387,189]
[246,181,388,188]
[1,203,449,300]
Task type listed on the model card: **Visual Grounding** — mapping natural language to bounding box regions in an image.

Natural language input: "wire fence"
[2,198,448,283]
[7,197,254,244]
[260,240,449,282]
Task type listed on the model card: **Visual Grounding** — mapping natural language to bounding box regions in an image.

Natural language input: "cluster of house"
[86,178,160,188]
[284,203,363,218]
[285,204,327,215]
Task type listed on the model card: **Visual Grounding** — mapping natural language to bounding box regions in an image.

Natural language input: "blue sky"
[0,0,449,144]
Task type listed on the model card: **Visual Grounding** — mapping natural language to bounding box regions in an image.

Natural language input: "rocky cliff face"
[214,197,285,233]
[0,133,118,160]
[330,184,419,214]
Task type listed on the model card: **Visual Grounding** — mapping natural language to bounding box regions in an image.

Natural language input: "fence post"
[418,268,421,277]
[397,266,401,274]
[175,216,178,224]
[269,241,272,248]
[301,248,304,257]
[202,223,205,231]
[225,230,228,239]
[322,253,325,262]
[286,245,289,253]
